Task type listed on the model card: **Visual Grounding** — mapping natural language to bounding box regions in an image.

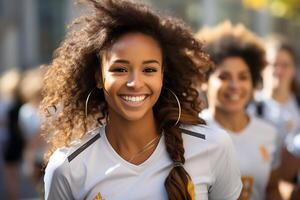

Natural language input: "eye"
[239,73,251,81]
[110,67,128,73]
[143,67,158,73]
[218,73,230,81]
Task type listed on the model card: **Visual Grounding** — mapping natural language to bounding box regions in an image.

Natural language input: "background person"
[250,40,300,200]
[0,69,25,200]
[19,67,46,195]
[197,21,282,200]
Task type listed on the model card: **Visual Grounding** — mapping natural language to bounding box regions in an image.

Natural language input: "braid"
[164,127,195,200]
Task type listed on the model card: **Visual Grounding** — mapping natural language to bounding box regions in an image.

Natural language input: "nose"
[126,71,143,89]
[273,65,284,77]
[228,78,239,89]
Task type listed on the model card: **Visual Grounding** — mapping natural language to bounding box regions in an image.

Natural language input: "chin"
[120,111,149,122]
[221,105,244,114]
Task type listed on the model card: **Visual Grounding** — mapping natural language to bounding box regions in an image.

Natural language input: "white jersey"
[18,103,41,140]
[201,110,280,200]
[248,94,300,142]
[44,125,242,200]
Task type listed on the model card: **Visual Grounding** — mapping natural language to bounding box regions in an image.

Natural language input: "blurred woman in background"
[19,67,45,195]
[253,40,300,200]
[258,41,300,142]
[197,22,282,200]
[0,69,25,200]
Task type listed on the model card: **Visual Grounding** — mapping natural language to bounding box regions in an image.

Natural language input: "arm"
[290,185,300,200]
[266,168,282,200]
[279,147,300,200]
[279,147,300,182]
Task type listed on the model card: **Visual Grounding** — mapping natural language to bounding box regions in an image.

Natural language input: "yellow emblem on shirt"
[259,145,269,162]
[188,178,195,200]
[93,192,105,200]
[240,176,254,200]
[285,120,294,132]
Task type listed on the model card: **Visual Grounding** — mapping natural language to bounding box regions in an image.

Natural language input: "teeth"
[229,95,239,101]
[122,95,146,103]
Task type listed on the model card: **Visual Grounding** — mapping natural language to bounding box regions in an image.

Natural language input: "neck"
[106,109,160,163]
[264,84,291,103]
[209,107,249,133]
[271,86,291,104]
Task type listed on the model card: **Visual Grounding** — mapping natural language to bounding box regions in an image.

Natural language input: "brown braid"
[164,127,193,199]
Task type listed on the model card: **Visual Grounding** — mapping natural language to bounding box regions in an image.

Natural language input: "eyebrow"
[112,59,161,65]
[113,59,130,64]
[143,60,161,65]
[240,70,251,74]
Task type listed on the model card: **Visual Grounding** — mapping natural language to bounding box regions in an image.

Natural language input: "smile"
[229,94,240,101]
[224,93,241,102]
[120,95,147,103]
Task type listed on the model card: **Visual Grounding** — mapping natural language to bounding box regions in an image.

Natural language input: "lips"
[120,95,148,103]
[228,94,240,101]
[224,93,242,102]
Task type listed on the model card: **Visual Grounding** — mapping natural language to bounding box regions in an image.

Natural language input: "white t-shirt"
[18,103,41,140]
[44,125,242,200]
[201,110,280,200]
[248,94,300,143]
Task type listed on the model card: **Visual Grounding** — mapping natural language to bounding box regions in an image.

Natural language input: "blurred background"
[1,0,300,74]
[0,0,299,199]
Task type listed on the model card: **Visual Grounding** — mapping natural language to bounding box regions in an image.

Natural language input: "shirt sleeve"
[44,150,74,200]
[209,132,242,200]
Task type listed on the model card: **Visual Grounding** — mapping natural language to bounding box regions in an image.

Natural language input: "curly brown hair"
[196,21,267,88]
[41,0,211,199]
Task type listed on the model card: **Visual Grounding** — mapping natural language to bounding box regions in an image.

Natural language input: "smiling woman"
[197,22,282,200]
[41,1,242,199]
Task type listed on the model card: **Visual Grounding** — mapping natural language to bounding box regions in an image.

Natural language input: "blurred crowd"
[0,67,45,199]
[0,19,299,200]
[196,21,300,200]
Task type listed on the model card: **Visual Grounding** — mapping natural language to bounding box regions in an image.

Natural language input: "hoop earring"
[85,87,98,118]
[164,88,181,126]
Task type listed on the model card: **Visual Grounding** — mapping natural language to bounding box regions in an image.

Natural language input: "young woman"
[197,22,281,200]
[259,42,300,200]
[42,0,242,199]
[0,69,25,200]
[253,42,300,142]
[19,67,45,194]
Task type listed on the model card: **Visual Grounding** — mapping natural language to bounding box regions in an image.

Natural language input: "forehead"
[104,32,162,61]
[216,57,250,73]
[276,50,294,61]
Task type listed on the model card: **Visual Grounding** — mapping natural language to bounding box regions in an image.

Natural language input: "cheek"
[153,77,163,95]
[287,67,296,78]
[207,79,223,100]
[152,73,163,87]
[103,77,124,100]
[246,83,254,97]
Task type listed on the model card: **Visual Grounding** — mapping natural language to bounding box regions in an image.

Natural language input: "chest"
[232,137,274,200]
[264,101,300,134]
[70,146,214,200]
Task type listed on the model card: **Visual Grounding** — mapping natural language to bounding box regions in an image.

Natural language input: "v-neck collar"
[100,126,164,172]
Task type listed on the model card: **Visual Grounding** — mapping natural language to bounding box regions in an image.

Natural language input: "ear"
[95,69,103,89]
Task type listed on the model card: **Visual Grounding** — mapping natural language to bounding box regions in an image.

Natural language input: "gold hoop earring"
[164,88,181,126]
[85,87,98,118]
